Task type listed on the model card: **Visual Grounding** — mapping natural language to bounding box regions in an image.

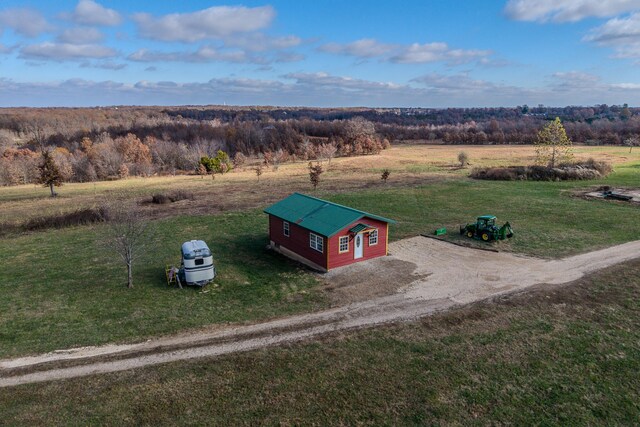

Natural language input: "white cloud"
[275,52,305,62]
[504,0,640,22]
[80,60,127,70]
[127,47,252,63]
[224,33,302,52]
[411,73,502,92]
[585,12,640,44]
[71,0,122,26]
[20,42,116,60]
[584,12,640,59]
[551,71,601,87]
[127,45,303,65]
[390,43,491,64]
[1,71,639,108]
[57,27,104,44]
[133,6,275,42]
[319,39,396,58]
[610,82,640,89]
[0,8,52,37]
[318,39,491,65]
[283,72,402,91]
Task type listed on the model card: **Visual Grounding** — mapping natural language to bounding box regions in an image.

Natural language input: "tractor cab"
[476,215,496,229]
[460,215,514,242]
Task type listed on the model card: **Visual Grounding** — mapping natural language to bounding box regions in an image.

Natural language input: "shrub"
[21,207,109,231]
[151,193,172,204]
[458,151,469,167]
[151,191,194,204]
[470,160,612,181]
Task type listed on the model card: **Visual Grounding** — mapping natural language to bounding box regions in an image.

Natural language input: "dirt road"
[2,237,639,388]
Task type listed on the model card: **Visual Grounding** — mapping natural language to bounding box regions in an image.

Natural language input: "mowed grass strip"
[2,259,639,426]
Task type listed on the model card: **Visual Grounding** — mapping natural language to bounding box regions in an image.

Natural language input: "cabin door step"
[354,232,364,259]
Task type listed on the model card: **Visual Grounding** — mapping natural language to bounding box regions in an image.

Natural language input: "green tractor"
[460,215,514,242]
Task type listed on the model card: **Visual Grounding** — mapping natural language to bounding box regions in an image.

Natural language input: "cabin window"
[283,221,290,237]
[369,229,378,246]
[339,236,349,253]
[310,233,323,253]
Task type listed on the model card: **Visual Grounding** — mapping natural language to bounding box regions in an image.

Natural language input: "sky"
[1,0,640,107]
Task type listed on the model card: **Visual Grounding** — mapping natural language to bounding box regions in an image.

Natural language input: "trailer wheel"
[467,231,474,238]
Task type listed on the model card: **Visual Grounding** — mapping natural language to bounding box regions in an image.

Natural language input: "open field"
[0,144,639,359]
[1,144,637,225]
[1,258,639,425]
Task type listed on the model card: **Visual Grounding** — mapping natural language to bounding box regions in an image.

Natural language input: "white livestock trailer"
[180,240,216,286]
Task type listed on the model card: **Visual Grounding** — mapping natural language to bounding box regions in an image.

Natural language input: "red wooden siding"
[327,217,388,270]
[269,215,327,269]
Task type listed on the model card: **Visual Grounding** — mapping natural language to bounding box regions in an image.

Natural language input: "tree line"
[1,104,638,186]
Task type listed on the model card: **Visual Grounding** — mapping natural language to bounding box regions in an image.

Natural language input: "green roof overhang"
[349,223,376,234]
[264,192,395,237]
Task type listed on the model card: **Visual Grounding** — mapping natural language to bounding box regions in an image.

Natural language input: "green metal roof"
[264,193,395,237]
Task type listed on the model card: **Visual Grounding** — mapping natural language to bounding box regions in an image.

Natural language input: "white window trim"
[369,229,379,246]
[283,221,290,237]
[309,232,323,253]
[339,236,349,253]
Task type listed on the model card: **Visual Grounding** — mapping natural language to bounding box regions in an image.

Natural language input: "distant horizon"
[1,1,640,107]
[0,103,636,110]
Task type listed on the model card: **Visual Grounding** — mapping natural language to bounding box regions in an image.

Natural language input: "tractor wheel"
[466,231,474,238]
[482,232,491,241]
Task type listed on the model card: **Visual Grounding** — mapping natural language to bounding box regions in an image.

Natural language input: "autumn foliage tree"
[38,150,64,197]
[535,117,573,168]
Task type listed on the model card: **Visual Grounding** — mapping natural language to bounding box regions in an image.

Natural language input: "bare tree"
[458,151,469,167]
[308,161,323,190]
[254,164,264,181]
[23,118,52,150]
[625,135,639,153]
[233,152,247,169]
[198,163,207,179]
[102,201,155,289]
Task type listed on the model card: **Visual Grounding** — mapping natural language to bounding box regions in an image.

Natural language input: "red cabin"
[264,193,395,272]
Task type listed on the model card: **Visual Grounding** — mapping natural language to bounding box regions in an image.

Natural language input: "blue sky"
[1,0,640,107]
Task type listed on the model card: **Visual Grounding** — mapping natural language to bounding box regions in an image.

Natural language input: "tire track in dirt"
[2,237,640,388]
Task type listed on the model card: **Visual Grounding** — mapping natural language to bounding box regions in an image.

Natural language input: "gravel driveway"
[2,236,640,388]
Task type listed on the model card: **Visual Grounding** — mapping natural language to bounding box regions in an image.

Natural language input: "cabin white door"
[354,233,364,259]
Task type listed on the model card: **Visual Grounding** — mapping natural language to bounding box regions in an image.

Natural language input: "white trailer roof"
[181,240,211,259]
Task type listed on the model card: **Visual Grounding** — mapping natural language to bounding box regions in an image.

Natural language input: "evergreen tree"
[38,150,63,197]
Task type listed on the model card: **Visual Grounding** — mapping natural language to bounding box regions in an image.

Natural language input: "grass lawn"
[2,258,639,425]
[328,164,640,258]
[0,212,326,358]
[0,145,638,358]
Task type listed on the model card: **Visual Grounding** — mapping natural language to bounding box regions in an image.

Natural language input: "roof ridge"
[292,192,372,217]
